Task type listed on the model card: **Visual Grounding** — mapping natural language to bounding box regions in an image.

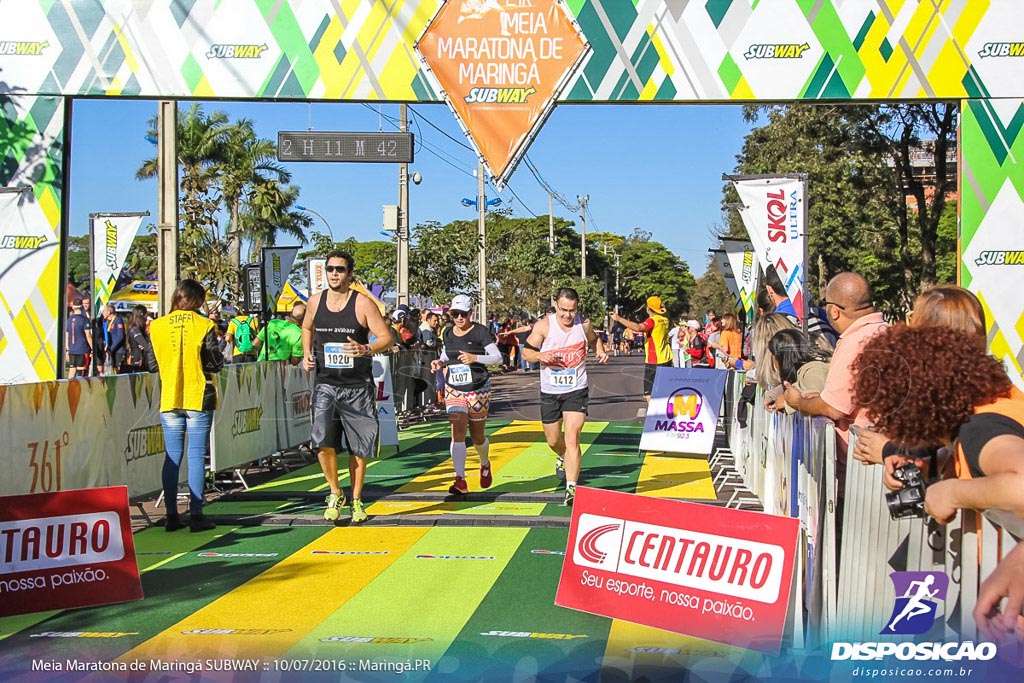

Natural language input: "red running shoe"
[449,476,469,495]
[479,464,492,489]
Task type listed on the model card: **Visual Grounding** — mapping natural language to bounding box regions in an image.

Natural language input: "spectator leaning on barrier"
[710,313,743,367]
[764,264,838,348]
[767,328,831,415]
[146,279,225,533]
[783,272,887,454]
[974,539,1024,644]
[854,285,987,470]
[852,325,1024,535]
[253,302,305,365]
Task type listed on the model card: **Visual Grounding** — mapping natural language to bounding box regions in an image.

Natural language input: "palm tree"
[241,181,312,260]
[220,120,291,268]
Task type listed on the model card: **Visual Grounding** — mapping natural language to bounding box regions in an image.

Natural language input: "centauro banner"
[731,175,807,320]
[723,239,759,323]
[556,487,799,654]
[417,0,587,186]
[0,486,143,618]
[90,213,146,312]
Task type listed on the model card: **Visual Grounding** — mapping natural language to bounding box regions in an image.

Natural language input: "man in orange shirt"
[610,296,673,403]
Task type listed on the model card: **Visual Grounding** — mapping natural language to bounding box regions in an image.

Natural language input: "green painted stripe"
[811,3,865,91]
[285,527,528,667]
[442,528,611,679]
[852,11,875,52]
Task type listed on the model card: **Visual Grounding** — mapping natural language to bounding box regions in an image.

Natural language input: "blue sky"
[68,99,752,277]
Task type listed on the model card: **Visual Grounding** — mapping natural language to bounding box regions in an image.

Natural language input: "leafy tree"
[616,235,696,318]
[690,261,739,321]
[66,235,90,288]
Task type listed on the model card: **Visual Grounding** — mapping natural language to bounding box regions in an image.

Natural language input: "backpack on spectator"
[234,317,255,354]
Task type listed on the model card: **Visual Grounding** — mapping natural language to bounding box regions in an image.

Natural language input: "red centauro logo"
[577,523,621,564]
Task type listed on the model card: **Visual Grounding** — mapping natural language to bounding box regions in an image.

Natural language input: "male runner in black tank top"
[302,250,393,524]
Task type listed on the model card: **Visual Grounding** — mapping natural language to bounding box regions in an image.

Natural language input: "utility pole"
[577,194,589,278]
[397,104,409,307]
[477,160,487,324]
[548,192,555,254]
[156,100,178,316]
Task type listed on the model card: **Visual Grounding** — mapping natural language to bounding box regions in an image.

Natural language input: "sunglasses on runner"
[325,265,350,273]
[450,310,470,318]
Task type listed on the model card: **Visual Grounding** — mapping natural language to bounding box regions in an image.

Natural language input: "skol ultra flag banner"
[731,176,806,320]
[90,213,146,311]
[262,247,298,315]
[723,239,759,323]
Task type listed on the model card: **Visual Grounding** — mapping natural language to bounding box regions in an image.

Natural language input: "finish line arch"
[1,0,1022,384]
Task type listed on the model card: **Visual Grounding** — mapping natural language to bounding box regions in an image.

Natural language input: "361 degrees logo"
[881,571,948,635]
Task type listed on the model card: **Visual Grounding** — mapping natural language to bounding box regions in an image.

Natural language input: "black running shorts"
[310,382,379,458]
[643,362,672,397]
[540,387,589,424]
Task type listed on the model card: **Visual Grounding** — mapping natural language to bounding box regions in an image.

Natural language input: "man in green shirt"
[254,302,305,364]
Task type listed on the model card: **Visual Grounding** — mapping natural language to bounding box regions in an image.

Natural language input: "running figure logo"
[881,571,949,635]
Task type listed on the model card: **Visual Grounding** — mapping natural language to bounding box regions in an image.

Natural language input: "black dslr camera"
[885,463,927,519]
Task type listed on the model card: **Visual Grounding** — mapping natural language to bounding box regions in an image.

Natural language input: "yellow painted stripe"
[603,620,764,678]
[636,454,716,499]
[367,500,546,516]
[117,527,428,661]
[387,422,538,494]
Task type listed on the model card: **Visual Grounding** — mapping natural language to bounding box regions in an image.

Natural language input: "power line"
[408,105,476,152]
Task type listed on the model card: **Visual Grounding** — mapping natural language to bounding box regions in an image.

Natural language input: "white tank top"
[540,314,588,395]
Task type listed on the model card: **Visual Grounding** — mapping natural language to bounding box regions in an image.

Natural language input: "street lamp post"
[577,194,589,278]
[461,165,502,324]
[397,104,410,308]
[296,205,334,243]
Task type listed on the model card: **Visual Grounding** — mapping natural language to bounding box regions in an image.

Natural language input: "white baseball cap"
[685,320,701,329]
[449,294,473,312]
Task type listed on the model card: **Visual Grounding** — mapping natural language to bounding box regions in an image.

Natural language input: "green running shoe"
[564,484,576,507]
[351,499,368,524]
[324,492,346,521]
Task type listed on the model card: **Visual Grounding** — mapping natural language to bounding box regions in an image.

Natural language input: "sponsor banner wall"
[211,363,280,471]
[1,3,1022,102]
[115,373,173,495]
[0,486,143,617]
[0,95,63,384]
[961,98,1024,389]
[732,176,806,319]
[722,239,759,323]
[279,362,313,450]
[373,355,399,449]
[556,487,799,654]
[89,213,145,311]
[640,367,727,455]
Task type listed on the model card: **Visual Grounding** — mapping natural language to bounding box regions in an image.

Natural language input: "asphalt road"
[487,351,649,422]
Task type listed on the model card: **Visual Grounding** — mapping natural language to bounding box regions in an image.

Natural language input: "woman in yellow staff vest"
[145,279,225,532]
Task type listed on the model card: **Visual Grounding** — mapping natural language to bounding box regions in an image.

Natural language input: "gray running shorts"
[310,382,379,459]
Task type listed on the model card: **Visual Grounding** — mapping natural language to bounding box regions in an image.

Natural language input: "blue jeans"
[160,409,213,516]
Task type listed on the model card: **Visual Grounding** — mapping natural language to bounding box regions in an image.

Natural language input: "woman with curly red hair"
[852,324,1024,524]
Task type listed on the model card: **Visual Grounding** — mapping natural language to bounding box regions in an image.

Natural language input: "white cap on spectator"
[685,319,701,329]
[449,294,473,312]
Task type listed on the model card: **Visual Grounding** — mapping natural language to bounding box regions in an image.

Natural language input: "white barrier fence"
[722,370,1022,649]
[0,357,406,499]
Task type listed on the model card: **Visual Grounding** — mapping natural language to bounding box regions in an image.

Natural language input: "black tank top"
[312,290,371,386]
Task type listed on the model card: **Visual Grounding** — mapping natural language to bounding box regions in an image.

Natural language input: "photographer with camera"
[852,324,1024,525]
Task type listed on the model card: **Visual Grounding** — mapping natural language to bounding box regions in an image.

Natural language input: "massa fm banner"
[0,1,1023,102]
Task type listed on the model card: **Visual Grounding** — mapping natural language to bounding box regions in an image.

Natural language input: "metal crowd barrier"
[390,348,440,415]
[721,368,1022,649]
